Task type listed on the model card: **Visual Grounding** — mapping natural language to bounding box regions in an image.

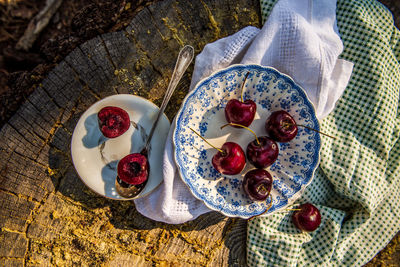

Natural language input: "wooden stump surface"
[0,0,261,266]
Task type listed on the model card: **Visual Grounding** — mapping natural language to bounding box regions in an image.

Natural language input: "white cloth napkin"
[134,0,354,224]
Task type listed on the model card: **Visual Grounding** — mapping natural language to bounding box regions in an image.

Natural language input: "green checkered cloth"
[248,0,400,266]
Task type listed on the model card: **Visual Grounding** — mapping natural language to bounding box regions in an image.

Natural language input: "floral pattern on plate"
[173,65,321,218]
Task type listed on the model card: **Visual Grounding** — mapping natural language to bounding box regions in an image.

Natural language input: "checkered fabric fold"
[248,0,400,266]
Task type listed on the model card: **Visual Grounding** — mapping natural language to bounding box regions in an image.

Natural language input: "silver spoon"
[116,45,194,199]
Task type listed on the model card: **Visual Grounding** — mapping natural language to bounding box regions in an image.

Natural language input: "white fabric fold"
[134,0,354,224]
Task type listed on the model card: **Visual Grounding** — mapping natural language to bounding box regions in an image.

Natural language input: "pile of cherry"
[192,72,321,231]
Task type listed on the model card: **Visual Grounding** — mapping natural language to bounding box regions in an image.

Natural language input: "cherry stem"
[248,194,273,221]
[283,122,336,140]
[240,72,250,103]
[220,123,260,146]
[284,208,301,211]
[297,124,336,139]
[189,127,224,154]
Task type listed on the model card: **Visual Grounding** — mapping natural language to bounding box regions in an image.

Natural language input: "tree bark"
[0,0,261,265]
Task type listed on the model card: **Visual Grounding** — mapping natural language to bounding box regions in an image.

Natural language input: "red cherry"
[292,203,322,232]
[190,128,246,175]
[225,99,257,127]
[243,169,273,201]
[246,136,279,168]
[98,106,130,138]
[265,110,298,142]
[117,153,149,185]
[212,142,246,175]
[224,72,256,128]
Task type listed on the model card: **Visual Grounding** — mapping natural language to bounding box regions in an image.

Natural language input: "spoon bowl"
[115,45,194,198]
[115,176,147,198]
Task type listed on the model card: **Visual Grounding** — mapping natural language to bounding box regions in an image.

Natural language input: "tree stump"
[0,0,261,266]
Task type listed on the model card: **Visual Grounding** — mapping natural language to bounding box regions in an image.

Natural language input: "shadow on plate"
[82,113,106,148]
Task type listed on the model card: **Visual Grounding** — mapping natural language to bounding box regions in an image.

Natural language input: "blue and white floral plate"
[173,64,321,219]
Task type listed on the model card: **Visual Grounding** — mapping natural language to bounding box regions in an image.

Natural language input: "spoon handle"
[144,45,194,151]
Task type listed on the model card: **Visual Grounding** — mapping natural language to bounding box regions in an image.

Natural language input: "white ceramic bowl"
[71,94,170,200]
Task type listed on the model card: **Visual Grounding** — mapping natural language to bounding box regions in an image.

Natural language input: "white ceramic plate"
[71,94,170,200]
[173,65,321,218]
